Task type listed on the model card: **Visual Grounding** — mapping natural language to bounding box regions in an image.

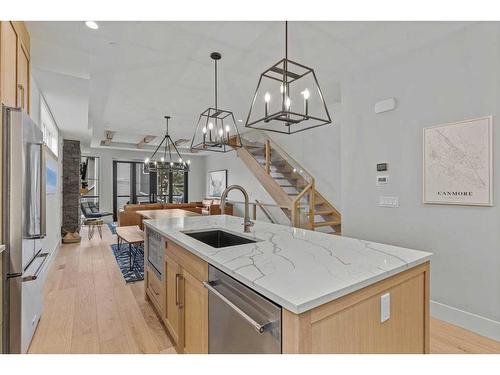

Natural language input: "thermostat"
[377,163,388,172]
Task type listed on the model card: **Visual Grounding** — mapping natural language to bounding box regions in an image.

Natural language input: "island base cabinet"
[282,261,430,354]
[163,240,208,354]
[164,253,181,346]
[181,269,208,354]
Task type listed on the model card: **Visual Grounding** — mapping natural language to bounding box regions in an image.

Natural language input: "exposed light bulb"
[285,97,291,109]
[264,92,271,103]
[202,126,207,134]
[85,21,99,30]
[225,125,230,133]
[170,162,174,166]
[145,158,150,164]
[280,83,284,94]
[293,168,297,173]
[218,129,223,137]
[187,160,191,165]
[208,122,214,130]
[302,89,310,100]
[160,157,164,162]
[154,161,157,166]
[178,157,183,163]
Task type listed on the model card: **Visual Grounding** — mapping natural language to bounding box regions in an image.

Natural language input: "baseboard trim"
[431,300,500,342]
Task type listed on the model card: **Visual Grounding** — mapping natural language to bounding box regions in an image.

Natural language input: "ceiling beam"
[137,135,156,149]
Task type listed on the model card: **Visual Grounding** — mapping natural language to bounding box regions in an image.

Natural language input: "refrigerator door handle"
[26,143,46,239]
[39,144,46,238]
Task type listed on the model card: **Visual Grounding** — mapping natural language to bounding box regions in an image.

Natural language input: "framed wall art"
[423,116,493,206]
[207,169,228,198]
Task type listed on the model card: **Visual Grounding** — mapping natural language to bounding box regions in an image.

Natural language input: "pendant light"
[145,116,190,172]
[245,21,332,134]
[191,52,243,153]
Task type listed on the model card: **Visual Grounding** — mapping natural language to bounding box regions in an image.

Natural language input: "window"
[80,156,100,208]
[40,96,59,157]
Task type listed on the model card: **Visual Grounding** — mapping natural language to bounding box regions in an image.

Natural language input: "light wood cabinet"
[282,261,430,354]
[17,43,29,112]
[0,21,30,111]
[181,268,208,354]
[164,252,181,345]
[161,240,208,354]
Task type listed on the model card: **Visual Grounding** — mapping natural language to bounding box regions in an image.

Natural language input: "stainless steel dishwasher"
[204,265,282,353]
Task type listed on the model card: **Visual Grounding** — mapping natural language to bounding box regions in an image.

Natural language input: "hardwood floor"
[28,224,500,354]
[28,225,174,354]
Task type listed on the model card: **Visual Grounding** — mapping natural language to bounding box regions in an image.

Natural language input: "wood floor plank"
[430,318,500,354]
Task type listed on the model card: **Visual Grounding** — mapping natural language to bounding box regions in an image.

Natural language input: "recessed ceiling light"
[238,119,243,122]
[85,21,99,30]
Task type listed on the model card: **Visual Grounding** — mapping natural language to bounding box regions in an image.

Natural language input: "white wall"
[340,22,500,340]
[81,147,206,221]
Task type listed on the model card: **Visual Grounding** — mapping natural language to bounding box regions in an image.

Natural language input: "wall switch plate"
[379,196,399,207]
[376,175,389,186]
[380,293,390,323]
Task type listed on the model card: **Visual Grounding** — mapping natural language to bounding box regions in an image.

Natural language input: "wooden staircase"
[237,132,341,235]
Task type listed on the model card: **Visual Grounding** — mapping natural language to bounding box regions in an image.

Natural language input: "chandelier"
[191,52,242,153]
[245,21,332,134]
[144,116,190,172]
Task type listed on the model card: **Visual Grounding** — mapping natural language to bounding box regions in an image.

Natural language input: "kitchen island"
[143,215,431,354]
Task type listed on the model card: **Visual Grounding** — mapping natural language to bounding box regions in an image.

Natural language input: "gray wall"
[81,147,206,221]
[341,22,500,339]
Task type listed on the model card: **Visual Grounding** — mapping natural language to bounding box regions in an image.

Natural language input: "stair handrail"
[241,130,314,183]
[254,199,277,224]
[240,130,317,230]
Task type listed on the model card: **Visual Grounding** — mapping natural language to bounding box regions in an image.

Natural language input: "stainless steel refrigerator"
[2,105,48,353]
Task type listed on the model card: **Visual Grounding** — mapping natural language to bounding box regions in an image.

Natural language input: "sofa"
[117,202,203,227]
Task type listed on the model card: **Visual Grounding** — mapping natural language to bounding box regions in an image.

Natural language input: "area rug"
[107,222,117,235]
[110,243,144,283]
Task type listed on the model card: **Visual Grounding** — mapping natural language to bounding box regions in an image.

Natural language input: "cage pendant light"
[245,21,332,134]
[191,52,243,153]
[144,116,190,173]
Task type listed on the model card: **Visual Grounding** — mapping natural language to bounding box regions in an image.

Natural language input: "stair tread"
[315,209,336,215]
[313,219,341,227]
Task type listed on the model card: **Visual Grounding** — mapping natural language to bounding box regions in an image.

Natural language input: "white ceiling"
[27,21,473,152]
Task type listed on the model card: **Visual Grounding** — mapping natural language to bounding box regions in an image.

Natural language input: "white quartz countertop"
[144,215,432,314]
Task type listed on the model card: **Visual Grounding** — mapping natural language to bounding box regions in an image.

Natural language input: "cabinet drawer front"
[146,266,164,312]
[166,240,208,282]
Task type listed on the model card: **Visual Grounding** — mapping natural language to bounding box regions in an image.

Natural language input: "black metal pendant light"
[191,52,243,153]
[245,21,332,134]
[144,116,190,172]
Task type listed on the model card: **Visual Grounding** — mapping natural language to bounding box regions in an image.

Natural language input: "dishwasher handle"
[203,280,273,334]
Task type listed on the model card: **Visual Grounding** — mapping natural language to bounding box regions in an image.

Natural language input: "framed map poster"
[423,116,493,206]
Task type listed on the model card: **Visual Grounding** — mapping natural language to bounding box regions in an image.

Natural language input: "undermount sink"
[183,229,258,248]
